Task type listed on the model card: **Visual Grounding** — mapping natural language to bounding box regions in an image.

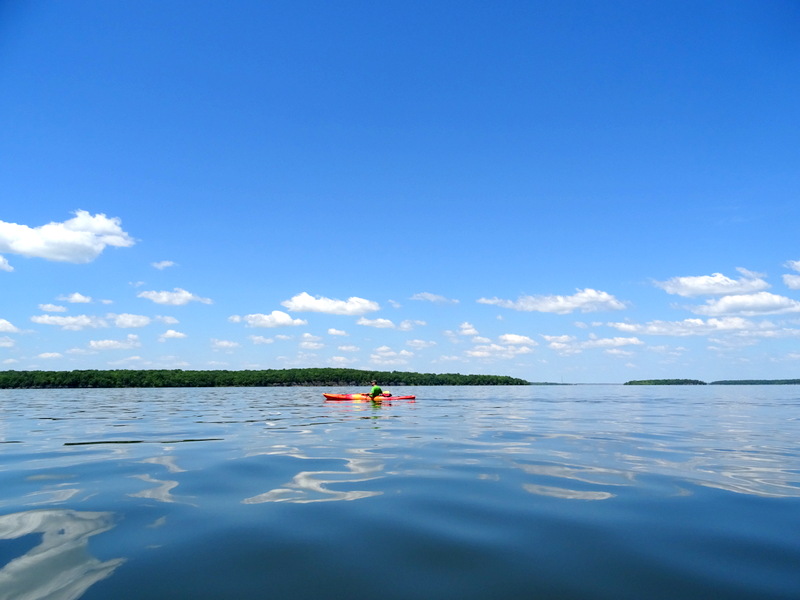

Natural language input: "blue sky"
[2,1,799,383]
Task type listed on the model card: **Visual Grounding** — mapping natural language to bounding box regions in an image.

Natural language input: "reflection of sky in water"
[1,386,799,598]
[0,509,124,600]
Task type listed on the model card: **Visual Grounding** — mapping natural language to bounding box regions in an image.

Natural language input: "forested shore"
[625,379,800,385]
[0,368,530,389]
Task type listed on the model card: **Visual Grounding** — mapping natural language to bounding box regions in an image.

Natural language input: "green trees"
[624,379,707,385]
[0,368,530,389]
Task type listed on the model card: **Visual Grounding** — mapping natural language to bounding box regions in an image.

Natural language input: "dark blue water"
[1,385,799,599]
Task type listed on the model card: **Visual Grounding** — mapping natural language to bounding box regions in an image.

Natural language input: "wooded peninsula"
[0,368,530,389]
[625,379,800,385]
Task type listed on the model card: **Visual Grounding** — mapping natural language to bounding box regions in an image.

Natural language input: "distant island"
[0,368,530,389]
[625,379,707,385]
[625,379,800,385]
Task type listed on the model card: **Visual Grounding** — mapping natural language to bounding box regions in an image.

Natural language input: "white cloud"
[410,292,459,304]
[338,345,359,352]
[607,317,760,336]
[783,274,800,290]
[0,210,134,267]
[541,334,642,356]
[299,333,324,349]
[654,268,769,297]
[357,317,396,328]
[3,358,19,364]
[407,339,437,349]
[37,352,62,359]
[0,336,14,347]
[0,319,20,333]
[499,333,537,345]
[459,322,478,336]
[328,328,347,336]
[159,329,187,342]
[152,260,176,270]
[31,314,108,330]
[249,335,274,344]
[156,315,179,324]
[138,288,212,306]
[38,303,67,312]
[111,313,151,328]
[691,292,800,316]
[398,319,426,331]
[478,289,626,314]
[330,356,357,365]
[212,339,240,350]
[229,311,307,328]
[466,343,533,359]
[370,346,413,365]
[58,292,92,303]
[282,292,380,315]
[300,341,324,350]
[784,260,800,272]
[89,334,141,350]
[0,256,12,272]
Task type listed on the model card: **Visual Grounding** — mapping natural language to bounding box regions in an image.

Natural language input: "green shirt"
[369,385,383,398]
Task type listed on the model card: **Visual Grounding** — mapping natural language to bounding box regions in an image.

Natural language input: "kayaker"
[368,380,383,399]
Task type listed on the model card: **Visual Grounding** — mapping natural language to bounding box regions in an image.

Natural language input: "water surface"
[1,385,799,599]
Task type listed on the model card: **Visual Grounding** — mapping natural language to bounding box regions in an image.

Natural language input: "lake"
[1,385,799,599]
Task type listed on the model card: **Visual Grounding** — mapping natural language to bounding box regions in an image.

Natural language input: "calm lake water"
[1,385,799,600]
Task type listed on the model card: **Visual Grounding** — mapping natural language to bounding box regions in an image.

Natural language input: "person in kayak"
[368,380,383,400]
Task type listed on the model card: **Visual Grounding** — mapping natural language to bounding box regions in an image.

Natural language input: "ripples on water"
[1,385,799,599]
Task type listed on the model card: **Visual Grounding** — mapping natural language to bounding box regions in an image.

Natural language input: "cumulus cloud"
[249,335,274,344]
[89,334,141,350]
[499,333,537,345]
[0,319,20,333]
[328,328,347,336]
[398,319,426,331]
[370,345,413,365]
[0,256,12,272]
[37,352,62,359]
[0,211,134,267]
[478,289,626,314]
[111,313,151,328]
[138,288,212,306]
[783,274,800,290]
[159,329,187,342]
[212,339,240,350]
[407,339,437,349]
[281,292,379,315]
[466,343,533,359]
[357,317,396,328]
[38,303,67,312]
[459,322,478,336]
[654,268,769,297]
[58,292,92,303]
[152,260,176,270]
[229,311,307,328]
[690,292,800,316]
[784,260,800,272]
[607,317,760,336]
[0,336,14,347]
[410,292,459,304]
[338,345,359,352]
[31,314,108,330]
[542,334,642,355]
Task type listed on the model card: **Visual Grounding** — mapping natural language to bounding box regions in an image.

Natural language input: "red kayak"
[323,393,416,402]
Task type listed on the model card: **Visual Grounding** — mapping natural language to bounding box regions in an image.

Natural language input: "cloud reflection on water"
[0,509,124,600]
[242,452,384,504]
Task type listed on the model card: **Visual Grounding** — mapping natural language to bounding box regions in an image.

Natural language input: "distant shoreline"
[0,368,530,389]
[625,379,800,385]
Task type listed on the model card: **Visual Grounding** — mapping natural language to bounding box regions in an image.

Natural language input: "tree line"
[625,379,800,385]
[0,368,530,389]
